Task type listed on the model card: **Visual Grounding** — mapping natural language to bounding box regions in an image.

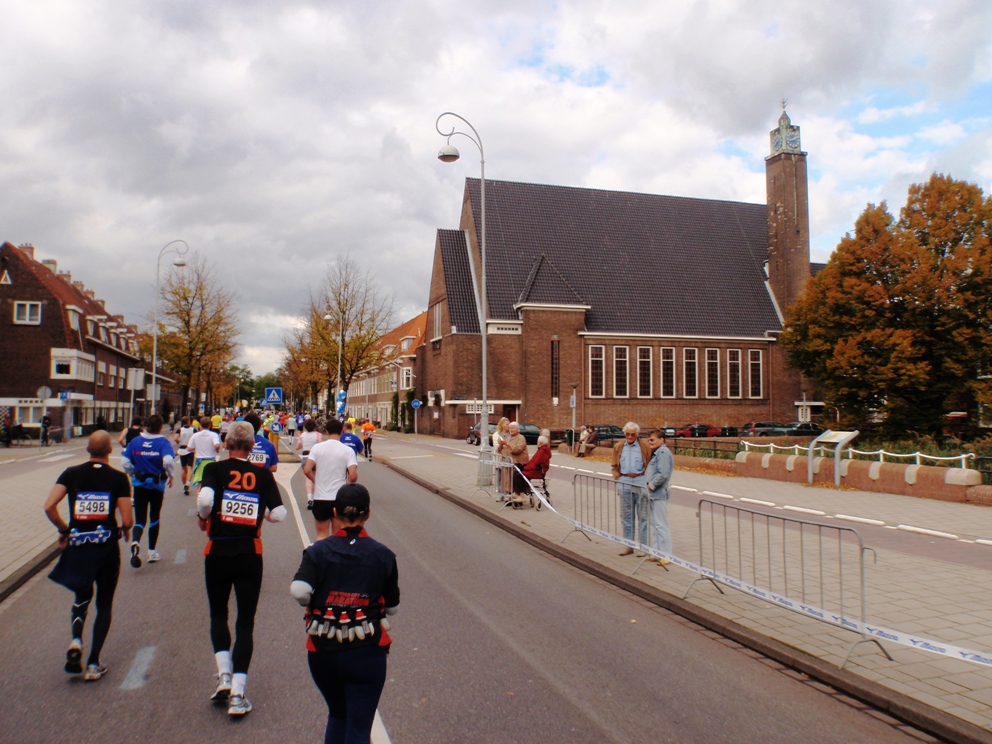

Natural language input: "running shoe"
[227,695,252,716]
[211,673,232,702]
[65,640,83,674]
[183,485,189,496]
[147,550,161,563]
[83,663,107,681]
[130,542,142,568]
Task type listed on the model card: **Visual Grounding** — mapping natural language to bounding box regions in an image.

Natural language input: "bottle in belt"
[291,484,400,743]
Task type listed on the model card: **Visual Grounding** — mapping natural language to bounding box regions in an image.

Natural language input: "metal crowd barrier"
[476,449,516,498]
[685,499,891,668]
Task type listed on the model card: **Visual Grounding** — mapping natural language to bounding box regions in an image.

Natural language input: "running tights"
[132,487,163,549]
[363,438,372,458]
[72,554,120,665]
[308,645,388,744]
[204,553,263,674]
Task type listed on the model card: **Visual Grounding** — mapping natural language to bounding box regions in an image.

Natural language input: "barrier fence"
[473,462,992,669]
[741,440,975,468]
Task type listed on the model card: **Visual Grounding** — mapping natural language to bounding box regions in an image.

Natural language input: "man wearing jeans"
[644,429,674,566]
[611,422,651,556]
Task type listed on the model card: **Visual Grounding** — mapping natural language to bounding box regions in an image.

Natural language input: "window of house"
[613,346,628,398]
[13,302,41,325]
[728,349,742,398]
[637,347,652,398]
[706,349,720,398]
[99,327,108,342]
[683,348,698,398]
[68,310,80,331]
[109,365,117,389]
[401,367,413,389]
[431,303,443,341]
[55,361,71,375]
[97,362,106,387]
[550,339,560,400]
[589,345,605,398]
[87,319,96,336]
[401,338,411,352]
[749,350,763,398]
[119,372,125,389]
[660,347,675,398]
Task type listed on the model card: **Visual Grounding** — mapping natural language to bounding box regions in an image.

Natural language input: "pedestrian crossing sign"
[264,387,283,405]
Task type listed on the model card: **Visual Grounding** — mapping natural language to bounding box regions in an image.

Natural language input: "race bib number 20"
[75,492,111,520]
[221,490,260,525]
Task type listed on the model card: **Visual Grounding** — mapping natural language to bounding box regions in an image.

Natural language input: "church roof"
[437,229,480,334]
[462,178,782,338]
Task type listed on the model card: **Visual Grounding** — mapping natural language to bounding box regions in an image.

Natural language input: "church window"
[613,346,628,398]
[550,340,560,400]
[660,348,675,398]
[728,350,742,398]
[749,350,763,398]
[706,349,720,398]
[683,348,698,398]
[589,346,605,398]
[637,347,652,398]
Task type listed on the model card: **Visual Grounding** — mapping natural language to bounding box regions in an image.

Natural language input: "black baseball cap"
[334,483,370,515]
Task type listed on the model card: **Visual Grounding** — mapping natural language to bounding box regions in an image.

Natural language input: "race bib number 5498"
[75,492,111,520]
[221,490,260,525]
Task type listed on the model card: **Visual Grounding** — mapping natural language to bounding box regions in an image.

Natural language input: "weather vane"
[781,98,788,111]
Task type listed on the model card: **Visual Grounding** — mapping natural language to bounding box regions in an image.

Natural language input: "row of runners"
[42,412,398,742]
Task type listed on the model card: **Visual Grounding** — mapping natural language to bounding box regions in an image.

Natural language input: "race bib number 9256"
[75,492,111,520]
[221,490,260,525]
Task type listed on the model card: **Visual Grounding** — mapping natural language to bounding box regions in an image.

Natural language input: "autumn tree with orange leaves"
[781,174,992,436]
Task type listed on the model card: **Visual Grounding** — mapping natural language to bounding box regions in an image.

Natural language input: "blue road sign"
[270,422,283,433]
[264,387,283,405]
[411,398,422,409]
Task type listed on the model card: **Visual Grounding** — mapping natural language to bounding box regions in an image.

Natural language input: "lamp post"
[323,309,345,418]
[151,240,189,416]
[436,112,489,453]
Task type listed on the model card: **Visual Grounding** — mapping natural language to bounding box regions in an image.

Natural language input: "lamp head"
[437,143,460,163]
[173,257,187,268]
[323,314,333,321]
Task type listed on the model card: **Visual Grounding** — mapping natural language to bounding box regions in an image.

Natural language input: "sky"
[1,0,990,375]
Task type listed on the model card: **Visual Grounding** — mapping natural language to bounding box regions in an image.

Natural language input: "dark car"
[590,425,626,446]
[674,423,721,438]
[517,422,542,445]
[785,421,824,436]
[466,422,497,446]
[740,421,789,437]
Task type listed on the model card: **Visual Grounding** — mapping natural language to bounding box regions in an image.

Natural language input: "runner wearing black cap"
[291,483,400,743]
[43,430,134,682]
[197,420,286,716]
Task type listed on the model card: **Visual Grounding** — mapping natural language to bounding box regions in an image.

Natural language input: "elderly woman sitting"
[522,435,552,481]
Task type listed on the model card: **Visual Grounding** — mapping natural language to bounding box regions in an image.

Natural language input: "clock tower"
[765,107,811,313]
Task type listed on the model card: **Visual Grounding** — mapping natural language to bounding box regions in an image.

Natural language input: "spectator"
[522,435,552,481]
[611,422,650,556]
[579,425,597,457]
[644,429,674,566]
[497,422,529,507]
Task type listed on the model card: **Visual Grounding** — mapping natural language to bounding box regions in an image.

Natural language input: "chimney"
[72,281,86,294]
[58,271,72,283]
[42,259,58,273]
[84,290,96,300]
[96,299,106,310]
[17,244,35,260]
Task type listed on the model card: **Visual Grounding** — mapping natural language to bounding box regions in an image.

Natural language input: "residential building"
[349,311,427,426]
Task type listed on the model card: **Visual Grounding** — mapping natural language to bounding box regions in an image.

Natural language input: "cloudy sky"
[2,0,990,374]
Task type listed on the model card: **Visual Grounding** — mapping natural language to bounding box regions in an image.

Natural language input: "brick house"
[349,311,427,426]
[416,110,825,439]
[0,242,153,437]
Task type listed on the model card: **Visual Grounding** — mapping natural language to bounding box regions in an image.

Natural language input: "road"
[0,454,922,743]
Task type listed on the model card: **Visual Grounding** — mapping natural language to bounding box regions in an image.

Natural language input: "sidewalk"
[375,432,992,734]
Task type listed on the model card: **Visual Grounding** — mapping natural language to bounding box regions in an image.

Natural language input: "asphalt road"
[0,455,919,743]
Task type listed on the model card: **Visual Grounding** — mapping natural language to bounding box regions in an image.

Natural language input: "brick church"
[415,110,823,439]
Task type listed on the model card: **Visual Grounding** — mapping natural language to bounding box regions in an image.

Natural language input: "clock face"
[785,127,801,150]
[771,131,783,152]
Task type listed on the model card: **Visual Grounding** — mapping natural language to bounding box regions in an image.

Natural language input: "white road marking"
[390,455,435,460]
[835,514,886,526]
[577,469,597,474]
[450,453,476,459]
[897,524,959,540]
[120,646,156,690]
[37,453,76,463]
[702,490,734,499]
[372,710,391,744]
[174,549,186,564]
[187,508,196,517]
[739,497,776,507]
[274,467,312,547]
[976,538,992,546]
[782,505,826,516]
[672,485,698,492]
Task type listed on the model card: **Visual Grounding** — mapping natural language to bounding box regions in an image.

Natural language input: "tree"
[156,253,240,416]
[781,174,992,436]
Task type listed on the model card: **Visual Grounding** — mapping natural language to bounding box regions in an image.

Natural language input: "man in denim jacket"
[644,429,674,565]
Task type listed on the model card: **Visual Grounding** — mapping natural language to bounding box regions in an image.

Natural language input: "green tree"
[782,174,992,436]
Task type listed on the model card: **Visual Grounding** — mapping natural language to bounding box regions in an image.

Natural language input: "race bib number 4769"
[75,492,111,520]
[221,490,260,525]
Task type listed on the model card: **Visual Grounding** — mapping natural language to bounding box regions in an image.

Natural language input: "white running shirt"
[308,439,357,502]
[177,426,194,455]
[189,429,221,459]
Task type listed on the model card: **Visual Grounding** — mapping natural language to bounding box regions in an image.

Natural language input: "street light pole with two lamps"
[151,240,189,416]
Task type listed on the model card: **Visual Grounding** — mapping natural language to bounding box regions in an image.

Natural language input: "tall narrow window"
[589,345,605,398]
[613,346,629,397]
[728,350,742,398]
[431,303,442,341]
[637,347,652,398]
[705,349,720,398]
[550,339,560,399]
[749,350,763,398]
[683,348,698,398]
[660,347,675,398]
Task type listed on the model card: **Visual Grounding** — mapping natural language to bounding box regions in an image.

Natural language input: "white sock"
[215,651,232,676]
[231,672,247,697]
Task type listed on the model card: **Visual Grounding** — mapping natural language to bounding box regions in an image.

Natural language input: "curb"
[383,458,992,744]
[0,541,61,605]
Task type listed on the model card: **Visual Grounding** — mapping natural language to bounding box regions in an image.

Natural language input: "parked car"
[517,422,542,445]
[720,426,739,438]
[739,421,789,437]
[590,425,626,446]
[466,422,498,446]
[674,423,721,438]
[785,422,824,436]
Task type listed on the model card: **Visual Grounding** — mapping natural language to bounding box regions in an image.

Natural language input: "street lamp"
[151,240,189,416]
[436,112,489,452]
[323,310,344,417]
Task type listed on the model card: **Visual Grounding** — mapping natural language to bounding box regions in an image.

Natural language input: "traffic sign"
[264,387,283,405]
[411,398,422,409]
[270,422,283,433]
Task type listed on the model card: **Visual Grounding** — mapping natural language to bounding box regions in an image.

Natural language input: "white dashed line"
[174,549,187,564]
[897,524,959,540]
[450,453,477,459]
[702,490,734,499]
[120,646,156,690]
[577,469,597,474]
[781,505,826,516]
[976,538,992,546]
[672,485,698,492]
[739,497,775,507]
[834,514,886,526]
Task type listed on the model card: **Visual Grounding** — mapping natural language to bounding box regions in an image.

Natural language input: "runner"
[286,412,298,446]
[174,416,195,495]
[244,412,279,473]
[219,414,231,444]
[117,415,143,449]
[121,414,175,568]
[188,417,221,490]
[340,421,365,460]
[197,421,285,716]
[295,419,322,502]
[360,419,376,462]
[290,483,399,742]
[43,430,133,681]
[303,419,358,540]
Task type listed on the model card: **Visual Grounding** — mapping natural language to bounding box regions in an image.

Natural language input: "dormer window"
[13,302,42,325]
[87,319,96,335]
[401,338,411,352]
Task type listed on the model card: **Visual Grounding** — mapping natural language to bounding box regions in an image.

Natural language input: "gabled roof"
[462,179,782,337]
[437,229,480,334]
[378,310,427,353]
[517,253,586,307]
